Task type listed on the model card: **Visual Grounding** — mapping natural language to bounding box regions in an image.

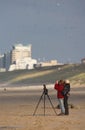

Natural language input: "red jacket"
[54,83,64,98]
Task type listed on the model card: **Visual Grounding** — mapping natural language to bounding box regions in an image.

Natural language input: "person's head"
[58,80,64,85]
[65,79,70,84]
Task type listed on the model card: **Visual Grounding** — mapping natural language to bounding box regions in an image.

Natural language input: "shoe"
[57,113,65,116]
[65,113,69,115]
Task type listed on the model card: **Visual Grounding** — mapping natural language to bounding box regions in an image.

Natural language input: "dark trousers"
[64,96,69,115]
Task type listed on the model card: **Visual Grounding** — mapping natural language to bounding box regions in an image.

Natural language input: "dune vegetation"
[0,63,85,87]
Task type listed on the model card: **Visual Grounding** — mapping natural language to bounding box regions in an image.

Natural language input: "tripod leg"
[47,94,57,115]
[33,93,43,116]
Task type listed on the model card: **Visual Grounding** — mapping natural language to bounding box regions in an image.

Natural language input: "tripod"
[33,84,57,116]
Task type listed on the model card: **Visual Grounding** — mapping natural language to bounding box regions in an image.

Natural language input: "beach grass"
[0,63,85,86]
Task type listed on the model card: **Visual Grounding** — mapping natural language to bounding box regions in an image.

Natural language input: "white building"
[8,43,37,71]
[11,44,32,64]
[41,60,58,67]
[9,57,37,71]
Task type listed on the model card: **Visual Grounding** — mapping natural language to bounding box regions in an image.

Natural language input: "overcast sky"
[0,0,85,63]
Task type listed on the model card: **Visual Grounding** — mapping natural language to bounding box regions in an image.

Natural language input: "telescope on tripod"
[33,84,57,116]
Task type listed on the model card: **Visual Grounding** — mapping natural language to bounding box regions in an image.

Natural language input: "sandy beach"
[0,84,85,130]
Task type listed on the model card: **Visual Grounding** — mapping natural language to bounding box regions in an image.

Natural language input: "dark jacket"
[62,83,70,96]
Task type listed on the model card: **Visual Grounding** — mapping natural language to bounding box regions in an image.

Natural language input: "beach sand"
[0,84,85,130]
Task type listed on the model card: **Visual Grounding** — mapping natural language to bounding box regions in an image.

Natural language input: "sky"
[0,0,85,63]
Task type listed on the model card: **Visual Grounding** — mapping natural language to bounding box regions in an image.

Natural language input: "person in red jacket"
[54,80,65,115]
